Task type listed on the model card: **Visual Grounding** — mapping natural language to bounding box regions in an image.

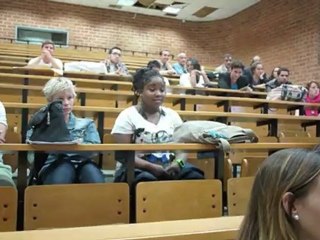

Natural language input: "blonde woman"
[238,148,320,240]
[27,77,104,185]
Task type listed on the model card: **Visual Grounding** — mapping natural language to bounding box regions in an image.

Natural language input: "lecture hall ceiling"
[49,0,260,22]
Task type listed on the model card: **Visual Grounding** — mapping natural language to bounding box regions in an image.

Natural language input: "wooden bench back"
[136,179,222,223]
[240,157,266,177]
[0,187,17,232]
[227,177,254,216]
[24,183,129,230]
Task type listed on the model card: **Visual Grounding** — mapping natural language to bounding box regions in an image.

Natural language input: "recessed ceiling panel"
[49,0,260,22]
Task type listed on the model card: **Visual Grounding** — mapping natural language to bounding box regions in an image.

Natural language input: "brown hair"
[238,149,320,240]
[306,80,320,90]
[41,40,55,49]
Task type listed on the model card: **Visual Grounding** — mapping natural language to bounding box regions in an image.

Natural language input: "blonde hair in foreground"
[42,77,76,102]
[238,148,320,240]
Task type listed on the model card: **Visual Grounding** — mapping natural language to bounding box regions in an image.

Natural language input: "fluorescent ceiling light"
[163,5,181,14]
[117,0,137,6]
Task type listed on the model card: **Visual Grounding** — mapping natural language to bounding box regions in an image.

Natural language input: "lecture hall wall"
[1,0,319,84]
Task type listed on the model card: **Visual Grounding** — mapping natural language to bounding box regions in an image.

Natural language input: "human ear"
[282,192,299,220]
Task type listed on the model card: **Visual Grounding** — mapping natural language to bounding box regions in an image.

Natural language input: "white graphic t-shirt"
[111,106,183,169]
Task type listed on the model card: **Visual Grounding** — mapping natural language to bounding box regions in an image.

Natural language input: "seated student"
[238,148,320,240]
[103,47,129,75]
[27,40,63,70]
[266,67,292,92]
[243,55,262,77]
[267,66,280,82]
[172,52,187,75]
[158,50,176,76]
[179,58,214,88]
[215,53,232,74]
[248,61,268,87]
[26,77,104,185]
[111,68,204,185]
[305,81,320,116]
[218,60,249,90]
[147,60,170,86]
[0,102,15,187]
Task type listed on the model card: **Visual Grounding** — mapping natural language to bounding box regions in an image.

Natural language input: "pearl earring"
[292,213,300,221]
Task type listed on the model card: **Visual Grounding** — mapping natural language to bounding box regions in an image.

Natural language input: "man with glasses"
[215,53,232,74]
[104,47,129,75]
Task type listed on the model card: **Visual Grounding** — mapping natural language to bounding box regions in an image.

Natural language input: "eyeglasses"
[111,52,121,57]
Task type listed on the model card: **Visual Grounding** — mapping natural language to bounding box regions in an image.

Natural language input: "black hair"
[159,50,170,56]
[108,46,122,54]
[187,58,201,83]
[231,60,245,70]
[133,68,166,118]
[147,60,161,69]
[132,68,164,95]
[268,66,280,81]
[277,67,290,76]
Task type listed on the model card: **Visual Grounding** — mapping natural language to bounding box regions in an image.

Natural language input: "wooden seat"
[136,179,222,223]
[0,187,17,232]
[240,157,266,177]
[227,177,254,216]
[3,131,21,173]
[24,183,129,230]
[187,158,214,179]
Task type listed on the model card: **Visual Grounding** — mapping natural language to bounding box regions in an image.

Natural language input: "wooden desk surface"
[3,102,320,125]
[0,143,316,152]
[1,82,317,111]
[0,216,241,240]
[0,71,266,97]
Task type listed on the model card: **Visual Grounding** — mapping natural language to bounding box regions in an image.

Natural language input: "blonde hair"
[42,77,76,102]
[238,149,320,240]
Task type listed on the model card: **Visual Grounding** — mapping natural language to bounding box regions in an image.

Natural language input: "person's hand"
[165,162,181,177]
[149,163,169,178]
[167,70,176,75]
[0,131,6,144]
[240,86,253,92]
[41,49,53,62]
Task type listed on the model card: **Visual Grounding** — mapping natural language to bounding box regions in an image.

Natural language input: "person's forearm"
[28,56,41,65]
[50,58,63,70]
[190,74,197,87]
[135,157,155,171]
[0,123,7,143]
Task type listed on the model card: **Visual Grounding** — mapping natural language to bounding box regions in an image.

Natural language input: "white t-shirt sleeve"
[54,58,63,70]
[111,108,135,135]
[179,73,191,87]
[165,108,183,129]
[0,102,7,126]
[196,76,205,88]
[28,57,39,65]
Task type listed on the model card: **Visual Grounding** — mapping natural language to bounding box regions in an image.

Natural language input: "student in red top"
[305,81,320,116]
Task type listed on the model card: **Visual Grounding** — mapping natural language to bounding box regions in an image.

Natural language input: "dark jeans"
[41,158,105,185]
[114,163,204,186]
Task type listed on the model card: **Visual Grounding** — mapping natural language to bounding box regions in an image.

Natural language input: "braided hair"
[132,68,166,118]
[132,68,164,95]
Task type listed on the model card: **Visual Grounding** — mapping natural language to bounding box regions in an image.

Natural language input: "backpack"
[173,121,258,151]
[281,84,307,102]
[27,100,71,143]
